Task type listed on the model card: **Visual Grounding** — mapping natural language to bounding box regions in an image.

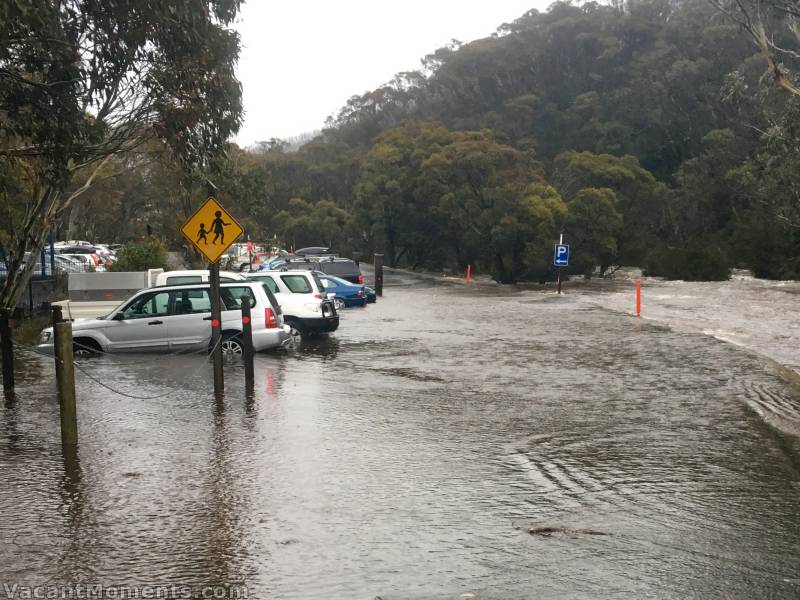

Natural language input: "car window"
[280,275,312,293]
[320,278,335,289]
[220,286,257,310]
[248,275,279,294]
[320,261,359,277]
[120,291,171,320]
[261,284,281,315]
[311,273,326,293]
[171,288,211,314]
[166,275,202,285]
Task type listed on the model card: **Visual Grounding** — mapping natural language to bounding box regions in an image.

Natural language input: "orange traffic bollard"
[466,264,472,286]
[635,278,642,317]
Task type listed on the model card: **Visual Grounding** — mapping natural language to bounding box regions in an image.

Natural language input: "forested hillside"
[48,0,800,282]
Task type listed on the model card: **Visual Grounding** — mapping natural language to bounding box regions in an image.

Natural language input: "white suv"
[38,281,289,354]
[244,270,338,342]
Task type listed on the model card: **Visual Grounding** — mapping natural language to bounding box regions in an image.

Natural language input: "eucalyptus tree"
[710,0,800,96]
[0,0,243,307]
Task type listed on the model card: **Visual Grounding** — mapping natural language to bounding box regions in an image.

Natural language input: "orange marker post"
[466,264,472,286]
[635,277,642,317]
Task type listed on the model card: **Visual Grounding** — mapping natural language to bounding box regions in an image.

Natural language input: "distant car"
[280,256,363,284]
[244,270,338,344]
[38,281,289,355]
[59,253,96,271]
[318,274,367,309]
[294,246,331,256]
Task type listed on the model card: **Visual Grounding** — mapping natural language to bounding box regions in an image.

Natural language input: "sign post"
[181,191,244,398]
[553,235,569,295]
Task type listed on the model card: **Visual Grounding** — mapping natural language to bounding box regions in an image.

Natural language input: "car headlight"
[40,329,52,343]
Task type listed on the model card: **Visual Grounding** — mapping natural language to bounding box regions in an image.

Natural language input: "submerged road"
[1,270,799,599]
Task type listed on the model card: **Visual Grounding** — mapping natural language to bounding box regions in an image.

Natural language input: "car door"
[102,290,172,351]
[167,288,213,350]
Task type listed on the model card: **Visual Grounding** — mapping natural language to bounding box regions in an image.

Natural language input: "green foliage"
[644,244,731,281]
[565,188,623,277]
[110,238,169,272]
[273,198,351,252]
[0,0,244,306]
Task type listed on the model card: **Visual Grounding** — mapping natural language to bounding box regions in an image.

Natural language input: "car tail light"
[314,293,322,299]
[265,307,279,328]
[357,289,364,297]
[358,274,363,284]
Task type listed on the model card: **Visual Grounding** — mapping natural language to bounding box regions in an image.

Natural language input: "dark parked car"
[284,257,363,284]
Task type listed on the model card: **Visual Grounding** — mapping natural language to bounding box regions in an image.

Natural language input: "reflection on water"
[1,272,799,599]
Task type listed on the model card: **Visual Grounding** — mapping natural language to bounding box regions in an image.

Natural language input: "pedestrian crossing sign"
[180,196,243,263]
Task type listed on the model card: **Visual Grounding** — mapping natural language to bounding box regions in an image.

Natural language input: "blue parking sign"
[553,244,570,267]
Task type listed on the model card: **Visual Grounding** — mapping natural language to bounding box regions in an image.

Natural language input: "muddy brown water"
[2,270,799,599]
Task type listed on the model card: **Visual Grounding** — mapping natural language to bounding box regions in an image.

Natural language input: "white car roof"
[158,269,245,279]
[247,270,315,277]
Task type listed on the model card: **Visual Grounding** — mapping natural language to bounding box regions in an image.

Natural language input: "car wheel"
[73,338,101,357]
[333,298,346,311]
[220,334,244,355]
[286,322,306,350]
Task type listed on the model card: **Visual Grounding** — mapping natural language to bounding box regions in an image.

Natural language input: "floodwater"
[2,269,800,599]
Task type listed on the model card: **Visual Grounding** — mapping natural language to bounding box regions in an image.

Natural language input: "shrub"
[109,238,169,272]
[644,244,730,281]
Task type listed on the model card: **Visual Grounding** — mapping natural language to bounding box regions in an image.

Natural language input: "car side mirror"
[111,313,124,321]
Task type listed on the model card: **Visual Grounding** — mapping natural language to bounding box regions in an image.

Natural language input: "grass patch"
[14,314,50,346]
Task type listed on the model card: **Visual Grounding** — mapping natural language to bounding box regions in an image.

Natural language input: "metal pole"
[0,308,14,392]
[52,306,77,446]
[209,261,224,395]
[241,293,254,391]
[374,253,384,298]
[206,180,224,397]
[557,232,564,294]
[49,228,56,275]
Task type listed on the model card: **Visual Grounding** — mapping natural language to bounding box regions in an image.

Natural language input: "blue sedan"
[319,274,367,308]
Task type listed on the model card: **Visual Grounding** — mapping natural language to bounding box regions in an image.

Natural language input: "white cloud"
[233,1,551,146]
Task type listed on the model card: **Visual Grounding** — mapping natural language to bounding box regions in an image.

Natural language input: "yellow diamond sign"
[180,197,244,264]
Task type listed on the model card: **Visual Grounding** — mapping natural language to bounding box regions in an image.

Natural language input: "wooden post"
[0,308,14,392]
[241,293,254,391]
[557,269,562,295]
[209,261,224,395]
[52,306,77,446]
[374,253,384,298]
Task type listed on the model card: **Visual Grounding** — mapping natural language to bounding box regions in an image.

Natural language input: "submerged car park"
[37,260,373,354]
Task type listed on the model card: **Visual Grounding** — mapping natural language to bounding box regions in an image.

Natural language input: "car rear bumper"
[252,325,290,351]
[344,297,368,307]
[299,315,339,334]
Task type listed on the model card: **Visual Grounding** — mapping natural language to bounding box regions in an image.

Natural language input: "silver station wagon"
[39,281,290,355]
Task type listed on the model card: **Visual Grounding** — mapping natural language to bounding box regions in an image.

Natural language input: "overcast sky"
[233,1,552,147]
